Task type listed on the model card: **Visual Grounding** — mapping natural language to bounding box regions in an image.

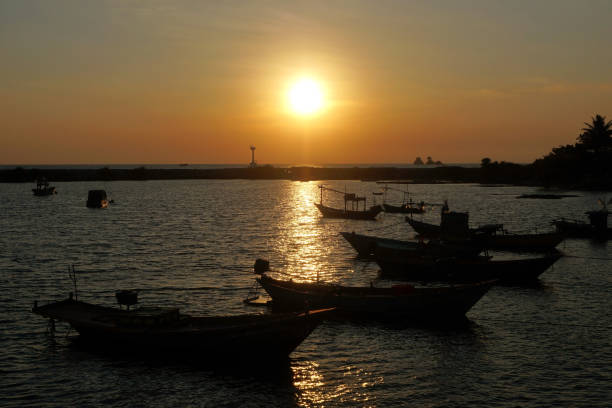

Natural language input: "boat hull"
[407,218,564,251]
[553,219,612,239]
[340,231,482,259]
[375,252,562,284]
[383,203,424,214]
[258,274,493,319]
[33,299,327,359]
[315,203,382,220]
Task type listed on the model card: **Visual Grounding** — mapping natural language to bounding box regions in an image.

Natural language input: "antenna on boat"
[68,264,78,301]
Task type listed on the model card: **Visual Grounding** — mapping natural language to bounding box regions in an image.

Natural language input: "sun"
[288,78,324,115]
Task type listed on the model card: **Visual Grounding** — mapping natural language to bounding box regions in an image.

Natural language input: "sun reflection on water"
[271,181,340,283]
[292,359,385,407]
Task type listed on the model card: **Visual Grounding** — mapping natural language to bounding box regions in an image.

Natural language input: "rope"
[477,317,612,331]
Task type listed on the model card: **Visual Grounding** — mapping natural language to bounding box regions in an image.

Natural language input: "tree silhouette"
[577,114,612,152]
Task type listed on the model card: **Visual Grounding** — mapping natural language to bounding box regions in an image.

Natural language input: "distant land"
[2,115,611,190]
[0,161,608,190]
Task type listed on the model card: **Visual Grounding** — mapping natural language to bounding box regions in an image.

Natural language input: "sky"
[1,0,612,165]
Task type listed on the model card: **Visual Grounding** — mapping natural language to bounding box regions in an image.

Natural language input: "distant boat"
[339,231,482,259]
[553,208,611,240]
[315,203,382,220]
[86,190,109,208]
[315,185,382,220]
[381,185,426,214]
[407,213,563,251]
[383,203,425,214]
[32,296,331,360]
[32,178,56,196]
[253,259,494,320]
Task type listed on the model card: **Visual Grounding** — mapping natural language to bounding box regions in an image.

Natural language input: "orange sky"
[2,1,612,165]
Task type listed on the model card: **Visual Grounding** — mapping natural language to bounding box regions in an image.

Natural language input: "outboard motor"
[254,259,270,274]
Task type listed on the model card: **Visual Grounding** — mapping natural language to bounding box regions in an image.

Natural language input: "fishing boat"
[32,178,56,196]
[407,213,563,251]
[381,185,426,214]
[32,295,331,360]
[553,209,611,240]
[339,231,482,259]
[475,230,565,251]
[86,190,109,208]
[375,246,562,284]
[253,259,494,320]
[383,203,425,214]
[315,185,382,220]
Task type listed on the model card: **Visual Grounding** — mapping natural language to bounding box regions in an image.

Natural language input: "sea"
[1,179,610,407]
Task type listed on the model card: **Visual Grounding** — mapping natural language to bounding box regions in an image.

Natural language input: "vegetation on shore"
[481,114,612,189]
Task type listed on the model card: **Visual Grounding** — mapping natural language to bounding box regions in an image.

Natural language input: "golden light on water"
[287,78,324,116]
[271,181,338,283]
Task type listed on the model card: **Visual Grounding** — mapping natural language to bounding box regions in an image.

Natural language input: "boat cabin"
[440,211,470,241]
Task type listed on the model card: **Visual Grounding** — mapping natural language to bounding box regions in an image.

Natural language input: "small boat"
[254,260,494,320]
[553,209,611,240]
[383,203,425,214]
[315,185,382,220]
[32,295,331,360]
[381,185,426,214]
[32,178,56,196]
[407,214,563,251]
[375,247,562,284]
[339,231,482,259]
[315,203,382,220]
[86,190,109,208]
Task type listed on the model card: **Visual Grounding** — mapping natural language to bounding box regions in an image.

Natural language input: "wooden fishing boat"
[407,216,564,251]
[406,217,443,238]
[32,178,56,196]
[315,185,382,220]
[32,297,330,359]
[381,185,426,214]
[315,203,383,220]
[383,203,425,214]
[254,261,494,319]
[375,247,562,284]
[339,231,482,259]
[86,190,109,208]
[553,210,611,240]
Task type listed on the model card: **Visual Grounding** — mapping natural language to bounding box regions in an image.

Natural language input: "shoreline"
[1,165,610,190]
[0,166,482,183]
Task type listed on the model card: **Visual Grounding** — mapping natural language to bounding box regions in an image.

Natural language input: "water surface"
[1,180,610,407]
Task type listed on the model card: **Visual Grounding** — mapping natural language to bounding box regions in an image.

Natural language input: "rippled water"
[1,180,610,407]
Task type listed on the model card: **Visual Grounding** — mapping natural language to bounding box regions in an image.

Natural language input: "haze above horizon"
[2,0,612,165]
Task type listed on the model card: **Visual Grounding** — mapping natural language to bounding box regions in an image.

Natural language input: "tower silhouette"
[249,146,257,168]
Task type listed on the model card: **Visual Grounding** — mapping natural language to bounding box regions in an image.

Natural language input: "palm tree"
[577,114,612,152]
